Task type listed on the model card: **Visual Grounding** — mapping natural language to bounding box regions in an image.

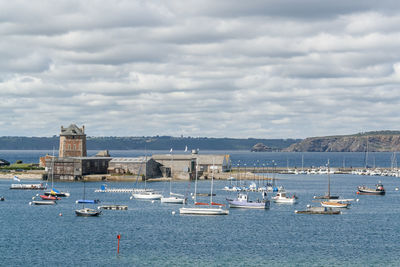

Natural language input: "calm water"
[1,151,400,266]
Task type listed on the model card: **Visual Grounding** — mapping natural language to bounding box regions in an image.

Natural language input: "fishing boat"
[295,205,341,215]
[320,201,349,208]
[227,192,270,209]
[75,182,101,217]
[180,158,229,215]
[313,160,339,199]
[357,182,385,195]
[271,190,297,204]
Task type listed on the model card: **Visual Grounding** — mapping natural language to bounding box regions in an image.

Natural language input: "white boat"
[180,158,229,215]
[271,190,297,204]
[161,193,187,204]
[179,206,229,215]
[161,155,187,204]
[320,201,349,208]
[75,208,101,217]
[131,191,163,200]
[75,182,101,217]
[29,200,56,205]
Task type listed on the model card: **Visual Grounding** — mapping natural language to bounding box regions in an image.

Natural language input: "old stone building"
[59,124,87,158]
[46,156,112,181]
[108,157,162,178]
[151,151,231,180]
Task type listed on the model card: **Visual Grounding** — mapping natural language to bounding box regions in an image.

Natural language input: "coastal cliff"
[284,131,400,152]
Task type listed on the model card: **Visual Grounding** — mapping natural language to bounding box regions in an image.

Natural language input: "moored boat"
[29,200,56,205]
[179,206,229,215]
[39,194,61,200]
[227,192,270,209]
[271,190,297,204]
[131,191,163,200]
[321,201,349,208]
[357,182,385,195]
[75,208,101,217]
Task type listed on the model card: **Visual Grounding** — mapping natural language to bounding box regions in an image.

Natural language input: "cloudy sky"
[1,1,400,138]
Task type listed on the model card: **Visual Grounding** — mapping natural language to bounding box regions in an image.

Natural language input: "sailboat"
[75,182,101,217]
[43,151,70,198]
[130,154,162,200]
[161,152,187,204]
[180,158,229,215]
[314,160,339,200]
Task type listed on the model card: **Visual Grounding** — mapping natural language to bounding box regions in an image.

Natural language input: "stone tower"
[59,124,87,158]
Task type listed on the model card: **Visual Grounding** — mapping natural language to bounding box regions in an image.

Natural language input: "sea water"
[0,151,400,266]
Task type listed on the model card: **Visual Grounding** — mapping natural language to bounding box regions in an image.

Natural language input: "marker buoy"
[117,235,121,254]
[129,196,133,200]
[172,211,176,215]
[59,213,62,216]
[151,200,155,203]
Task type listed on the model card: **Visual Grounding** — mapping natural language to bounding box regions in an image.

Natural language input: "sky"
[1,1,400,139]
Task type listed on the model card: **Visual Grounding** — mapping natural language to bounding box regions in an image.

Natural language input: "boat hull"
[179,207,229,215]
[75,208,101,217]
[321,202,349,208]
[161,197,187,204]
[357,189,385,195]
[30,200,56,205]
[44,191,70,197]
[228,200,270,209]
[132,193,162,200]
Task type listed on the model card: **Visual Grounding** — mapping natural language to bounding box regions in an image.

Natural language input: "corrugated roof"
[110,157,147,163]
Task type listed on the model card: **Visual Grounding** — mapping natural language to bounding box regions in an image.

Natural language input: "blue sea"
[1,151,400,266]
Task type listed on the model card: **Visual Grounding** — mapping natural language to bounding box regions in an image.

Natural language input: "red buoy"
[117,235,121,254]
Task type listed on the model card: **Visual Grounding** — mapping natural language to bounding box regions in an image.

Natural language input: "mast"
[194,157,198,203]
[327,159,330,198]
[210,158,214,204]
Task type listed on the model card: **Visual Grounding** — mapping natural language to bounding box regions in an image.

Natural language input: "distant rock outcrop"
[251,143,273,152]
[284,131,400,152]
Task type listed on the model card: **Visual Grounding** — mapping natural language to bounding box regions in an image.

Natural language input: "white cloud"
[1,1,400,138]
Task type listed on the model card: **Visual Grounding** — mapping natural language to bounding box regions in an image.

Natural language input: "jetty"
[98,205,128,210]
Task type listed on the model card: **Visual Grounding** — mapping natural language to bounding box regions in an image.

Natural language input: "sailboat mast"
[210,158,214,204]
[194,157,198,203]
[327,159,330,198]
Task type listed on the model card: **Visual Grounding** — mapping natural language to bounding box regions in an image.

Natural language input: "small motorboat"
[321,201,349,208]
[271,190,297,204]
[357,182,385,195]
[75,208,101,217]
[0,196,5,201]
[40,195,61,200]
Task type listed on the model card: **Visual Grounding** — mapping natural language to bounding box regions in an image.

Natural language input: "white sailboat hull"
[161,196,187,204]
[132,192,162,200]
[179,207,229,215]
